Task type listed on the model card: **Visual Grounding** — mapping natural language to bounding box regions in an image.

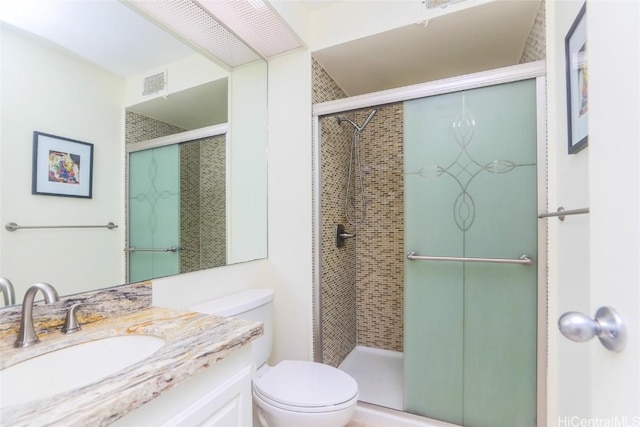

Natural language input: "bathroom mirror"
[0,0,267,305]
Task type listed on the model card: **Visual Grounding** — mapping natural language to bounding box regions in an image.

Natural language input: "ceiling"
[1,0,194,78]
[128,79,229,130]
[1,0,227,130]
[311,0,542,96]
[302,0,343,11]
[3,0,542,109]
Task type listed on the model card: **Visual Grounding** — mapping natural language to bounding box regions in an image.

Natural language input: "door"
[404,79,538,426]
[128,144,180,281]
[554,0,640,423]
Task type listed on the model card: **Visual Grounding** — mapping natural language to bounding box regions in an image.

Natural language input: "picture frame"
[32,131,94,198]
[565,3,588,154]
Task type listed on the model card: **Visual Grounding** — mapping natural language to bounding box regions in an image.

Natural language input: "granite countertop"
[0,306,262,426]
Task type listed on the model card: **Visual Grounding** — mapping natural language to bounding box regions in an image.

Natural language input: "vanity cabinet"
[113,345,253,427]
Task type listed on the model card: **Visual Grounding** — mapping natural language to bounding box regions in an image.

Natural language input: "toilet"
[189,289,358,427]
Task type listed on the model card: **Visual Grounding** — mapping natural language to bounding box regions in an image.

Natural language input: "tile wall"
[180,136,227,273]
[520,0,546,64]
[314,59,358,367]
[315,57,405,365]
[354,105,404,353]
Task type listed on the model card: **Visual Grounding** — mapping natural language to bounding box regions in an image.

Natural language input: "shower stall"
[312,62,547,427]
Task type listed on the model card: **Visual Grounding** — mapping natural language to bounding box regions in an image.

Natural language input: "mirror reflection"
[0,0,268,305]
[127,128,228,282]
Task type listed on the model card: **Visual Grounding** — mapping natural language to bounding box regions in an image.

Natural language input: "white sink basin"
[0,334,165,408]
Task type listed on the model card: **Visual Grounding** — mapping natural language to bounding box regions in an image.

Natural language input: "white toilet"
[190,289,358,427]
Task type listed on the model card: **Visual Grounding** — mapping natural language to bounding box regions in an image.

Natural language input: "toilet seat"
[253,360,358,413]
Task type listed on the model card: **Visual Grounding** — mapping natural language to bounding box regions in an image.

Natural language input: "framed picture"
[565,3,588,154]
[32,131,93,198]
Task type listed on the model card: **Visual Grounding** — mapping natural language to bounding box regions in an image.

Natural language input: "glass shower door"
[128,144,180,282]
[404,79,538,426]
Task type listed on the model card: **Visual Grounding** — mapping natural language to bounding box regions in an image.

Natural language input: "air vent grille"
[132,0,262,68]
[197,0,303,58]
[425,0,467,8]
[142,71,167,96]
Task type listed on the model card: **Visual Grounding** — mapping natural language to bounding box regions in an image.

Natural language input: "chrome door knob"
[558,306,626,352]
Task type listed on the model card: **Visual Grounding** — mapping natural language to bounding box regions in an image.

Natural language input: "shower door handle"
[125,246,182,253]
[558,307,626,352]
[406,252,532,265]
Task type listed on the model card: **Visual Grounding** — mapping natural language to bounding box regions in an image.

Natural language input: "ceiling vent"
[126,0,303,69]
[142,70,168,96]
[197,0,303,58]
[424,0,468,9]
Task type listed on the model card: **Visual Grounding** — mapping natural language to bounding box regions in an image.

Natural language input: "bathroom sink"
[0,334,165,408]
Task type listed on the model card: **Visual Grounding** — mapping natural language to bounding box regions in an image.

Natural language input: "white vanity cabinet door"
[162,365,252,427]
[113,346,253,427]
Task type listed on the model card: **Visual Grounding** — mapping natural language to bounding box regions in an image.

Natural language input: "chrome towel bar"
[538,207,589,221]
[125,246,181,253]
[5,222,118,232]
[407,252,533,265]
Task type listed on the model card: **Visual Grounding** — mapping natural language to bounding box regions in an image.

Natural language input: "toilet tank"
[189,289,274,368]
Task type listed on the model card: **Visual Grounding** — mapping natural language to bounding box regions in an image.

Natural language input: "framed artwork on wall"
[565,3,588,154]
[32,131,93,198]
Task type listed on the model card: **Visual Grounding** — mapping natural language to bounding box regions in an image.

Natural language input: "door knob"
[558,306,626,352]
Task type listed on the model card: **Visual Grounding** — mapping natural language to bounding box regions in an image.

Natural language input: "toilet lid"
[254,360,358,408]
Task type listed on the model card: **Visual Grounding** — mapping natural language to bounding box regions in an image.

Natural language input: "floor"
[346,402,460,427]
[346,421,375,427]
[338,345,404,411]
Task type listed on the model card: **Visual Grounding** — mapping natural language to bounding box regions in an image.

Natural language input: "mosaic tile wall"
[354,104,404,353]
[320,115,359,367]
[313,57,349,104]
[314,59,358,368]
[125,113,226,277]
[194,135,226,270]
[519,0,546,64]
[125,111,184,145]
[179,140,201,274]
[180,136,226,273]
[315,56,405,366]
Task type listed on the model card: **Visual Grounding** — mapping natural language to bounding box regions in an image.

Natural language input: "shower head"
[336,109,377,133]
[361,109,377,130]
[336,116,358,129]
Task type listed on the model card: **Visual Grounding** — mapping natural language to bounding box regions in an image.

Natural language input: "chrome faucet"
[0,277,16,306]
[14,282,60,348]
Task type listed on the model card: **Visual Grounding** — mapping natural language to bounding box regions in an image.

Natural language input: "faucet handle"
[0,277,16,306]
[62,303,89,334]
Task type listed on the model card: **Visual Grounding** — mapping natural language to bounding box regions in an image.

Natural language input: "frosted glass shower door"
[404,80,538,426]
[128,145,180,282]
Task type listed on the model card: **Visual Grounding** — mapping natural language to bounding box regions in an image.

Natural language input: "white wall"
[153,259,275,308]
[265,50,314,363]
[545,1,591,422]
[0,25,125,298]
[228,60,268,264]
